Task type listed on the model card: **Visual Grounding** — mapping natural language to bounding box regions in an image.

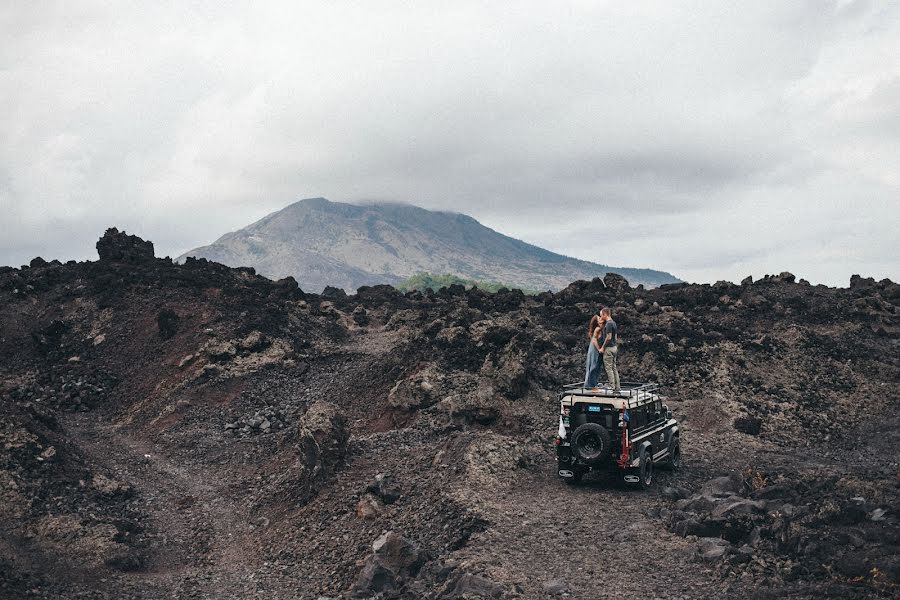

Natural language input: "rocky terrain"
[1,228,898,599]
[177,198,680,292]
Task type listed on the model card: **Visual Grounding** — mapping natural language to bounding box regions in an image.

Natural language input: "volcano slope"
[1,231,898,600]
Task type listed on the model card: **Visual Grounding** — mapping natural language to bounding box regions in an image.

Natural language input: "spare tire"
[570,423,612,463]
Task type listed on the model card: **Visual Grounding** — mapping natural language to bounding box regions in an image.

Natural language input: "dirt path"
[448,438,732,599]
[70,414,279,598]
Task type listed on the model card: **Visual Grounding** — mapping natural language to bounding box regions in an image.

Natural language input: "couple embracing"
[584,307,620,391]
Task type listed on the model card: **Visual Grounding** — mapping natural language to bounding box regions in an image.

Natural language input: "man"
[598,307,620,391]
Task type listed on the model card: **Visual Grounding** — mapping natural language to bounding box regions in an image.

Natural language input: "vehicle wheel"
[662,439,681,471]
[639,451,654,489]
[626,452,653,490]
[570,423,611,463]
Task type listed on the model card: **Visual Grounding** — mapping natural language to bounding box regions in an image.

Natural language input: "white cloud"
[0,1,897,285]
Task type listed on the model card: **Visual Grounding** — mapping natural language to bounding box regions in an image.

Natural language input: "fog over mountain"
[178,198,680,292]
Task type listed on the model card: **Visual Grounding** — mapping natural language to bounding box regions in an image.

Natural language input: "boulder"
[237,331,269,352]
[353,559,396,596]
[672,518,704,537]
[372,531,424,572]
[700,474,744,498]
[388,368,443,412]
[603,272,631,293]
[352,305,369,326]
[356,284,402,307]
[850,274,876,291]
[711,497,766,518]
[321,285,347,299]
[205,341,237,362]
[290,402,348,504]
[356,494,385,519]
[367,473,401,504]
[662,486,691,501]
[96,228,155,262]
[773,271,796,283]
[696,537,730,562]
[438,390,500,426]
[274,276,302,296]
[750,483,796,501]
[352,532,426,596]
[676,494,718,514]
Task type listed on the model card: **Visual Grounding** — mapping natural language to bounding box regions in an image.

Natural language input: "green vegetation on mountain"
[395,272,539,294]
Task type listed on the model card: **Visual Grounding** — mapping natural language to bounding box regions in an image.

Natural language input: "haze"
[1,1,897,286]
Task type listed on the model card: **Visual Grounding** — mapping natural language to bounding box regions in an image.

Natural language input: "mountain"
[177,198,681,292]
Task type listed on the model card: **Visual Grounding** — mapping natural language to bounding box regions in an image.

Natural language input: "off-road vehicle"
[555,382,680,489]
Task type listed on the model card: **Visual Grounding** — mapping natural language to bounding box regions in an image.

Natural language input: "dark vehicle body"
[555,382,680,488]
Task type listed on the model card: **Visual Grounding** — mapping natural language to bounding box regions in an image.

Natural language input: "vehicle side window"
[635,406,647,428]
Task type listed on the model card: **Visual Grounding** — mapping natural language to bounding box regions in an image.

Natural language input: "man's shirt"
[603,319,618,347]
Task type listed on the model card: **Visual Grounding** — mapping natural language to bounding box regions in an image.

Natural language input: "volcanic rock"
[352,531,426,596]
[295,402,348,492]
[96,227,155,262]
[697,537,730,561]
[603,272,631,293]
[2,228,898,599]
[388,368,443,412]
[356,494,385,519]
[700,474,744,498]
[367,472,401,504]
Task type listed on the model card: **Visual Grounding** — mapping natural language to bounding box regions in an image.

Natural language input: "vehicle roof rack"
[559,381,662,408]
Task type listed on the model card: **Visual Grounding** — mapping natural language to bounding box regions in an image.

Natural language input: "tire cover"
[570,423,612,463]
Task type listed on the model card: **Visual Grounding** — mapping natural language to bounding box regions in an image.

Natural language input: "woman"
[583,313,603,388]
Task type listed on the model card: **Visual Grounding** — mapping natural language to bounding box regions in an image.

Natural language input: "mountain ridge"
[178,198,681,292]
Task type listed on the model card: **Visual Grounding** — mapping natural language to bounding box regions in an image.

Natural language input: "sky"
[1,1,897,286]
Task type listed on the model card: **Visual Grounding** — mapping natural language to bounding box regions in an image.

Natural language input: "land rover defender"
[555,382,680,489]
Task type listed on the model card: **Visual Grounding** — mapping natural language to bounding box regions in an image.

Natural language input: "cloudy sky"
[1,1,897,286]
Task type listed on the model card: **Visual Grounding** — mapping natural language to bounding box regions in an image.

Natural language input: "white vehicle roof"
[559,382,662,410]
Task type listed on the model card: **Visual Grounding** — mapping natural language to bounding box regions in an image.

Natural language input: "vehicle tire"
[638,450,654,490]
[662,438,681,471]
[570,423,612,464]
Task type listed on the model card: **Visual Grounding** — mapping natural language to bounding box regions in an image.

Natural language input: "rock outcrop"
[294,401,348,501]
[352,531,427,596]
[96,227,155,262]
